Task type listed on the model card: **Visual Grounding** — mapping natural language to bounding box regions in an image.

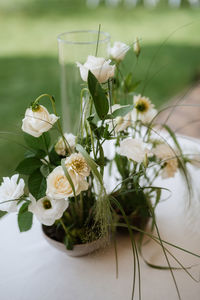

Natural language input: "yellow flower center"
[71,158,85,174]
[135,98,150,113]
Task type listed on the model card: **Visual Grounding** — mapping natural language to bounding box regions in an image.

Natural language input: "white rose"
[28,194,68,226]
[0,174,25,212]
[65,153,90,177]
[22,105,59,138]
[46,166,89,200]
[118,138,151,163]
[108,104,131,133]
[108,41,129,61]
[77,55,115,83]
[55,133,76,156]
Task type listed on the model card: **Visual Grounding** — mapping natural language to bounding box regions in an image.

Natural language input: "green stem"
[42,134,50,162]
[95,24,101,57]
[59,218,68,235]
[108,79,115,134]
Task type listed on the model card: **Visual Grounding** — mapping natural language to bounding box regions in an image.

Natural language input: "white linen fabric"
[1,137,200,300]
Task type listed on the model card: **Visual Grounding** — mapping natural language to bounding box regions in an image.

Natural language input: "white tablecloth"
[1,136,200,300]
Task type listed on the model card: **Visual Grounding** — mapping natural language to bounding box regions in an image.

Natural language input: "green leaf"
[76,144,103,186]
[87,70,109,120]
[49,147,61,166]
[24,149,46,159]
[0,210,7,218]
[16,158,42,175]
[40,164,51,178]
[18,202,33,232]
[28,170,47,200]
[24,133,44,150]
[112,105,134,118]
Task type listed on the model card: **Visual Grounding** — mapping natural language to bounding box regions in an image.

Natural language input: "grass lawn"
[0,0,200,176]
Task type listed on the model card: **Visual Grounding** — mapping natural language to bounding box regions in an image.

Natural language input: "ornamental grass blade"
[110,195,141,300]
[76,144,103,186]
[61,159,76,198]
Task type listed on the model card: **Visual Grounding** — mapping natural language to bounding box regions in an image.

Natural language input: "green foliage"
[49,147,61,166]
[23,133,44,150]
[18,202,33,232]
[24,132,51,150]
[64,235,74,250]
[16,157,42,175]
[112,105,134,118]
[0,210,7,218]
[88,71,109,120]
[24,149,46,159]
[28,169,47,200]
[40,164,51,178]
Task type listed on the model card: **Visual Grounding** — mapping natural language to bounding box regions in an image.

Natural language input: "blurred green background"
[0,0,200,177]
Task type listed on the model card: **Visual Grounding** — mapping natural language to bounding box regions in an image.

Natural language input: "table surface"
[1,136,200,300]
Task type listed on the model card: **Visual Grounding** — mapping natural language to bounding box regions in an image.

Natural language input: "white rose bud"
[46,166,89,200]
[0,174,25,212]
[77,55,115,83]
[118,138,151,163]
[133,37,141,57]
[108,41,129,61]
[55,133,76,156]
[28,194,68,226]
[22,105,59,138]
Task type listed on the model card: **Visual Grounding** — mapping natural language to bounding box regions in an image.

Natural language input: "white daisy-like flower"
[108,41,129,61]
[153,143,178,179]
[132,94,157,124]
[55,133,77,156]
[65,153,90,177]
[77,55,115,83]
[108,104,131,133]
[0,174,25,212]
[22,105,59,138]
[118,138,151,163]
[28,194,68,226]
[46,166,89,200]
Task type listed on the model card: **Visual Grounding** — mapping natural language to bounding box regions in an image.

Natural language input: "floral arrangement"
[1,36,200,299]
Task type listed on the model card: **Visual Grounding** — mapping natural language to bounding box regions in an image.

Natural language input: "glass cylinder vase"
[57,30,111,133]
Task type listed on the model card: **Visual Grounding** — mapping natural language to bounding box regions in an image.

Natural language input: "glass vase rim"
[57,30,110,45]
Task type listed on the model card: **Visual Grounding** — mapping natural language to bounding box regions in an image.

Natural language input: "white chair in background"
[144,0,160,7]
[86,0,199,7]
[86,0,100,8]
[168,0,181,7]
[105,0,121,6]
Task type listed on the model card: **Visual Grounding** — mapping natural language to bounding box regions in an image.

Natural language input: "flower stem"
[59,218,68,235]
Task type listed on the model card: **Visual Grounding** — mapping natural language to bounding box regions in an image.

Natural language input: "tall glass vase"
[57,30,110,133]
